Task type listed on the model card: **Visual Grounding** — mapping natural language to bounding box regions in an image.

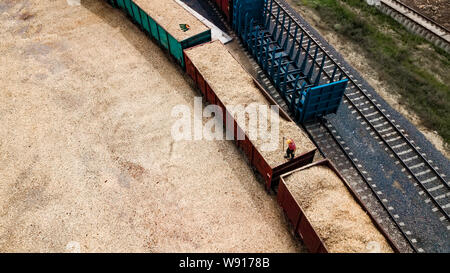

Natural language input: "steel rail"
[388,0,450,34]
[269,0,449,220]
[306,119,418,252]
[379,0,450,52]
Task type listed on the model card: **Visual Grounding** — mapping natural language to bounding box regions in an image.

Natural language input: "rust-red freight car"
[184,41,317,190]
[213,0,231,22]
[278,159,399,253]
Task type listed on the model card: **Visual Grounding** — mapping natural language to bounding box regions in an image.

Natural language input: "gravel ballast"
[133,0,209,41]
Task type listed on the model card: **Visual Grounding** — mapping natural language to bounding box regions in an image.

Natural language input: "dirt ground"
[0,0,303,252]
[399,0,450,29]
[287,0,450,159]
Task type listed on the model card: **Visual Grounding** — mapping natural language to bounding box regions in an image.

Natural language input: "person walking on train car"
[284,138,296,160]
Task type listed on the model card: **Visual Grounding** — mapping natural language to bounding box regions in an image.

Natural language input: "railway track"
[226,39,415,252]
[211,0,417,252]
[256,0,449,251]
[378,0,450,52]
[273,0,449,218]
[304,120,415,252]
[207,0,450,251]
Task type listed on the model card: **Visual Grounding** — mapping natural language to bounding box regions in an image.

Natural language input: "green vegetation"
[293,0,450,146]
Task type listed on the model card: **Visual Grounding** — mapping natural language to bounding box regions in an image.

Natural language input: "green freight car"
[110,0,211,68]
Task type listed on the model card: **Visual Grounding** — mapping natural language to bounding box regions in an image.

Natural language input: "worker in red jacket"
[284,138,296,160]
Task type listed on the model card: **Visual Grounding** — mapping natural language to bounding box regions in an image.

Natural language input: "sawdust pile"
[184,41,316,167]
[284,165,393,253]
[0,0,302,253]
[133,0,209,41]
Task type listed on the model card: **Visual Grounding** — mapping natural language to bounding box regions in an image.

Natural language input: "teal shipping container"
[112,0,211,68]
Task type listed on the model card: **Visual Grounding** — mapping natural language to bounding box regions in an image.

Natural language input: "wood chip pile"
[134,0,209,41]
[184,41,316,167]
[284,165,394,253]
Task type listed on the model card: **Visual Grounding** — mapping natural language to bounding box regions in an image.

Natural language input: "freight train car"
[212,0,349,123]
[105,0,399,253]
[108,0,212,67]
[278,159,399,253]
[212,0,232,23]
[184,40,317,190]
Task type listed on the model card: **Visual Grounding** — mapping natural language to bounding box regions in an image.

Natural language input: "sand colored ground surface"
[284,165,393,253]
[184,41,316,167]
[133,0,209,41]
[0,0,303,252]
